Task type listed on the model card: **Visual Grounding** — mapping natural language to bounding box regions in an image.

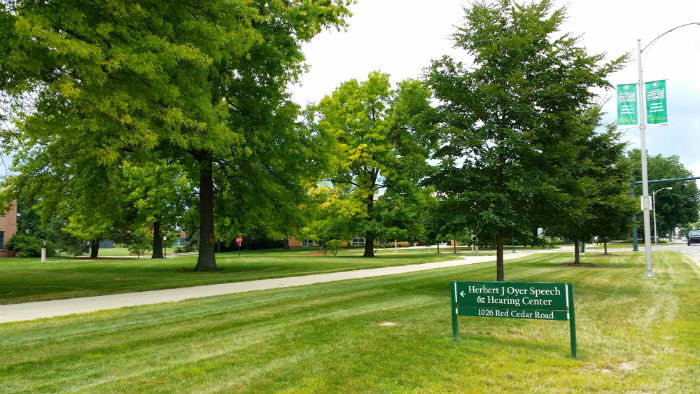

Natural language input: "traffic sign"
[236,236,242,245]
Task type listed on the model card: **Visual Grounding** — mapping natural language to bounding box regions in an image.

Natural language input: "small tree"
[326,240,342,256]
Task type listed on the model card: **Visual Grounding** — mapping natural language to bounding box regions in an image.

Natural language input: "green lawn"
[0,251,697,393]
[0,249,462,304]
[584,241,679,250]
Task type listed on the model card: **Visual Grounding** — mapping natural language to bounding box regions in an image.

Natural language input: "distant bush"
[175,245,195,253]
[5,234,56,258]
[387,241,410,248]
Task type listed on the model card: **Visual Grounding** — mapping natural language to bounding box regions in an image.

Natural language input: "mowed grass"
[0,248,462,304]
[0,252,697,393]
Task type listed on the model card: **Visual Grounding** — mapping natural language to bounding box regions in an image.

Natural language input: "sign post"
[236,236,242,256]
[451,281,577,358]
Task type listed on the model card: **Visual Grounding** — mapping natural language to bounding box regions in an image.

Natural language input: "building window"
[351,236,365,247]
[302,238,314,247]
[0,231,4,249]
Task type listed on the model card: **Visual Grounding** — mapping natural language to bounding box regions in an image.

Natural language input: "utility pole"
[635,22,700,279]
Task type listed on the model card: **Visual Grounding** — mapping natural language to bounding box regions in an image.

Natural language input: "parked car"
[687,230,700,246]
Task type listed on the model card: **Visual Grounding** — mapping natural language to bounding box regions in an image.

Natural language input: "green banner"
[646,80,668,124]
[617,83,638,126]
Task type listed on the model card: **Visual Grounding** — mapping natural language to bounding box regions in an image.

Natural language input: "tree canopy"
[426,0,623,280]
[1,0,351,267]
[306,71,437,256]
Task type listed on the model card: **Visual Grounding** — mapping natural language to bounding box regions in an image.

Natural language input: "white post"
[394,237,397,253]
[653,192,658,246]
[637,39,654,279]
[41,239,46,263]
[652,187,671,246]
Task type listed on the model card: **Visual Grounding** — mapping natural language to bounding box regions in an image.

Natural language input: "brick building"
[0,201,17,257]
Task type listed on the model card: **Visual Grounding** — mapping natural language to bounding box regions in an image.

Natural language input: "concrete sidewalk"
[0,249,555,324]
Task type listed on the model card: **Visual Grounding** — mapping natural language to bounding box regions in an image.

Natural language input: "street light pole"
[636,38,654,278]
[652,187,672,245]
[636,22,700,279]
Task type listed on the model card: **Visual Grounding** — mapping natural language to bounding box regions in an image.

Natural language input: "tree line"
[1,0,698,279]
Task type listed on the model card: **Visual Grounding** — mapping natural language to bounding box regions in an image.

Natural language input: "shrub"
[326,240,342,256]
[174,245,195,253]
[387,241,410,248]
[5,234,56,257]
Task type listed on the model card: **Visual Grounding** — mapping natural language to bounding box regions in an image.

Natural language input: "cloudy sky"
[290,0,700,179]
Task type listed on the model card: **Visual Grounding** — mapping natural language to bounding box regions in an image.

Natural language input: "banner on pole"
[645,80,668,125]
[617,83,638,126]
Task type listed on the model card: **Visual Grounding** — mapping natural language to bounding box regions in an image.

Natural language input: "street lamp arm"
[642,22,700,53]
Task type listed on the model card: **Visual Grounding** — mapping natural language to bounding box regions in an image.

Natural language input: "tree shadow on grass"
[560,263,598,268]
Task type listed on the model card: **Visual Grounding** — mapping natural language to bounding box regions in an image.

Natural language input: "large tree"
[583,127,637,256]
[625,149,700,239]
[426,0,622,280]
[308,72,437,257]
[1,0,350,269]
[547,109,637,263]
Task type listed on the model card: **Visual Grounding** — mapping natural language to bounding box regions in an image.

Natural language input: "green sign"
[646,80,668,124]
[617,83,638,126]
[451,281,577,358]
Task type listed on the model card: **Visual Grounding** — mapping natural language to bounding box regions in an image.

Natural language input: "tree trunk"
[152,220,164,258]
[496,233,504,281]
[195,157,217,271]
[453,240,457,254]
[531,228,538,247]
[604,239,608,255]
[437,241,440,254]
[283,238,290,250]
[574,237,581,264]
[363,195,375,257]
[90,239,100,259]
[363,235,374,257]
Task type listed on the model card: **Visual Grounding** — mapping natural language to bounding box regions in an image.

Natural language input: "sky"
[289,0,700,180]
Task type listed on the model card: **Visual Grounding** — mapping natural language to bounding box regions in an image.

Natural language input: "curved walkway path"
[8,244,694,325]
[0,249,557,324]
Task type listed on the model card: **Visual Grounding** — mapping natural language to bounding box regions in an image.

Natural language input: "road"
[660,241,700,266]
